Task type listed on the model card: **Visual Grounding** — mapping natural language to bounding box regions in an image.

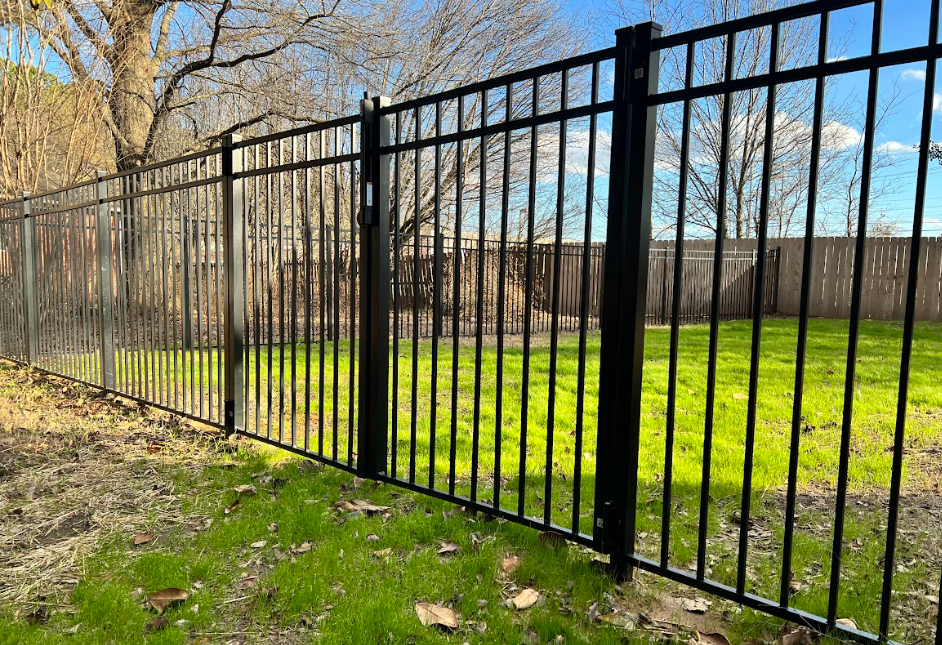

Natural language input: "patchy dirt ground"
[0,363,222,609]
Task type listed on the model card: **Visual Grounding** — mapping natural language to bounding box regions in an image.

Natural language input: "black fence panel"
[0,5,938,644]
[0,202,27,363]
[237,118,361,471]
[374,44,619,542]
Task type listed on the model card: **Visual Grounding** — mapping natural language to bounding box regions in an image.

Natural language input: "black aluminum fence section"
[30,183,104,387]
[646,247,780,325]
[0,203,26,363]
[101,150,227,426]
[631,1,942,644]
[0,8,938,645]
[375,45,618,541]
[236,117,361,471]
[391,233,604,338]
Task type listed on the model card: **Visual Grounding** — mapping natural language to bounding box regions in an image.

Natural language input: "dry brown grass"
[0,361,223,609]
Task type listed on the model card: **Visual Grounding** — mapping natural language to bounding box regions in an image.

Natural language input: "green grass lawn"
[249,318,942,640]
[7,317,939,643]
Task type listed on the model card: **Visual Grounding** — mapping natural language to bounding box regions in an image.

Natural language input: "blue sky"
[576,0,942,238]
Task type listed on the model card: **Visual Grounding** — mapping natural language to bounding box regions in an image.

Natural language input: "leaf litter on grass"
[0,366,219,610]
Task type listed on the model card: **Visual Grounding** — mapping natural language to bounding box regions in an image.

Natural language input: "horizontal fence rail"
[0,5,938,645]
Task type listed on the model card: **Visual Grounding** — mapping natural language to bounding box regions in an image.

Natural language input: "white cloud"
[876,141,917,154]
[827,55,849,63]
[821,121,863,150]
[565,130,612,177]
[901,69,927,82]
[935,93,942,114]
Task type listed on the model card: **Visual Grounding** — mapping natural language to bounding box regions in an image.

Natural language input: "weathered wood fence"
[665,237,942,322]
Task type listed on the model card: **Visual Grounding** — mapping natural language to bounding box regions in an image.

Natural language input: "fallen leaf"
[148,588,190,614]
[780,630,814,645]
[502,555,521,575]
[334,499,389,515]
[299,460,319,473]
[291,542,312,555]
[733,393,748,400]
[438,542,460,556]
[372,548,393,558]
[144,616,169,633]
[239,576,258,590]
[694,631,732,645]
[233,484,257,495]
[835,618,858,630]
[134,533,153,546]
[224,499,241,515]
[512,588,541,610]
[598,611,637,629]
[927,595,940,605]
[25,606,49,625]
[366,534,380,542]
[250,540,267,549]
[415,602,458,630]
[681,597,710,613]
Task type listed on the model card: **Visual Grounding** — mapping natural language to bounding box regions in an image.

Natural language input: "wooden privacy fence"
[671,237,942,322]
[385,233,779,336]
[645,243,780,325]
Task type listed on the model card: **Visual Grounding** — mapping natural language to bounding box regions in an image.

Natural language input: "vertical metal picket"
[20,193,39,366]
[357,96,391,479]
[593,22,661,579]
[223,134,245,435]
[95,171,116,390]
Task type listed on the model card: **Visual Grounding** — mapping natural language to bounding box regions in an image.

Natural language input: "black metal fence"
[0,3,939,644]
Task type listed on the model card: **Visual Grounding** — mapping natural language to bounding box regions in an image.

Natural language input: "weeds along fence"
[0,3,941,643]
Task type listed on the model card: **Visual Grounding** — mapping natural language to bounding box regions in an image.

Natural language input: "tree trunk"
[108,0,159,172]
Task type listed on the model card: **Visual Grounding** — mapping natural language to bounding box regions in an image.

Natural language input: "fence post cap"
[96,170,107,180]
[222,133,242,147]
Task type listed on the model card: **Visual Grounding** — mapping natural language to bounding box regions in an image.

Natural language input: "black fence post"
[95,171,116,390]
[20,193,39,366]
[593,21,661,580]
[223,134,245,436]
[357,96,391,479]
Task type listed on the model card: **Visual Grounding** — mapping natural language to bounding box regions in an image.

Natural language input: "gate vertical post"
[222,134,245,436]
[20,193,39,365]
[593,22,661,579]
[357,96,391,479]
[95,171,116,389]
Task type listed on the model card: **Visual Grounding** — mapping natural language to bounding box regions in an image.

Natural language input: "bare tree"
[606,0,903,240]
[0,2,108,198]
[5,0,346,172]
